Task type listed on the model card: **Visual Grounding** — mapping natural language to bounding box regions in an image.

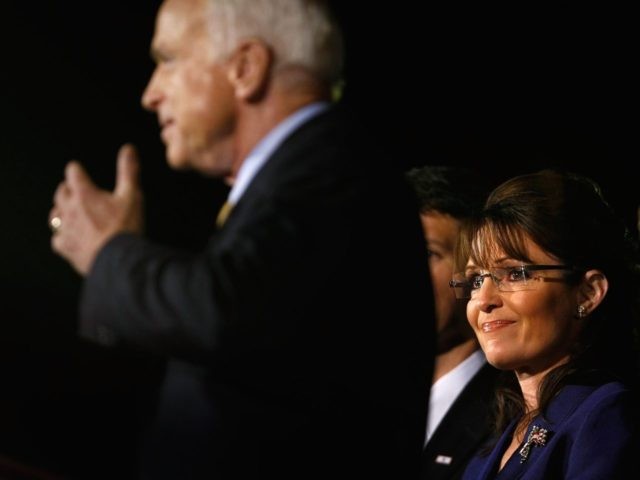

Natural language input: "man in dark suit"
[49,0,435,478]
[407,166,500,479]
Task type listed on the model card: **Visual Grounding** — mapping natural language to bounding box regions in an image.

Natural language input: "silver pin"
[519,425,548,463]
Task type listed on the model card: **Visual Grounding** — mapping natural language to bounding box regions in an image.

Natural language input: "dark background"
[1,2,637,478]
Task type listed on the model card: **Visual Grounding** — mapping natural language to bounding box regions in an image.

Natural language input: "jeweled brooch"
[519,425,549,463]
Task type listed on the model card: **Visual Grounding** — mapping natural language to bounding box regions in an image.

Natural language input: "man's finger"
[115,143,140,197]
[53,181,71,206]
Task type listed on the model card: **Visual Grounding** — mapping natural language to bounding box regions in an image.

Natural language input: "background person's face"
[421,211,463,333]
[142,0,236,175]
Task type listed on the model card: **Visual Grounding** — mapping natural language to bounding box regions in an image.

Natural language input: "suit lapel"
[422,363,500,479]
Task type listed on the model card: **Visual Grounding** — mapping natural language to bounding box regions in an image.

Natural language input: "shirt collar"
[227,102,330,204]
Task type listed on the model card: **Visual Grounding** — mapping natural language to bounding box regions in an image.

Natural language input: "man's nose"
[141,71,162,112]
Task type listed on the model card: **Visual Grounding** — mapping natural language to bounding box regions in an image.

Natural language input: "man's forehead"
[152,0,209,51]
[155,0,208,37]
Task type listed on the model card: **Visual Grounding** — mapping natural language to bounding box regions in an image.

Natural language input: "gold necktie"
[216,201,234,228]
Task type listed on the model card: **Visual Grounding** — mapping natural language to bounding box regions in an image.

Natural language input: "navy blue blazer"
[79,105,435,479]
[463,382,639,479]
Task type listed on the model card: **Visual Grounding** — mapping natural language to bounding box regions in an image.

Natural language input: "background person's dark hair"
[458,169,640,436]
[406,164,495,354]
[406,165,493,219]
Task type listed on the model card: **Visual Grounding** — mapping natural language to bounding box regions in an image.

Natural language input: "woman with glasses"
[453,169,640,479]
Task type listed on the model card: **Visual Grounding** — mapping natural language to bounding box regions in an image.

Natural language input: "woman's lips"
[481,320,516,333]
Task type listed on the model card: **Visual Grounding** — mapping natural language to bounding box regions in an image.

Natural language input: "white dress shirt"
[425,349,487,446]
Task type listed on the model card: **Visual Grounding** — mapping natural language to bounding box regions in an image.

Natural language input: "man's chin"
[165,142,234,179]
[165,149,191,171]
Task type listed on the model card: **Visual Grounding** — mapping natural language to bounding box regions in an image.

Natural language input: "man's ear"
[576,269,609,316]
[226,39,272,101]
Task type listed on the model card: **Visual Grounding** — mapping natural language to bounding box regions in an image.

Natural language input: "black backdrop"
[1,2,637,478]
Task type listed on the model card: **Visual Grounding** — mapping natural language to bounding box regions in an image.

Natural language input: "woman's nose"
[473,274,502,312]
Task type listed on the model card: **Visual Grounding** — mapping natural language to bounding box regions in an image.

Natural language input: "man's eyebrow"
[425,239,450,249]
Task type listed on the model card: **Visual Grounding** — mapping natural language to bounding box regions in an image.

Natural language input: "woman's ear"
[576,269,609,316]
[226,38,272,101]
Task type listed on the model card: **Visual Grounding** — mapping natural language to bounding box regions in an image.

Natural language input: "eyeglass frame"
[449,264,578,300]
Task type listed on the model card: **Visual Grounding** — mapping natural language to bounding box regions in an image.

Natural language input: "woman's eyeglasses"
[449,265,576,299]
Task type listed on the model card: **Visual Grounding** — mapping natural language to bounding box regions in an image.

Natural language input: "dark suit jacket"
[422,362,500,480]
[463,382,640,479]
[79,105,435,479]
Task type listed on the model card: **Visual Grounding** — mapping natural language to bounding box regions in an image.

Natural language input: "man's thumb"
[115,143,140,197]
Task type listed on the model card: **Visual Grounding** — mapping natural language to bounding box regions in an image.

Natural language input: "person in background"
[48,0,435,478]
[452,169,640,479]
[407,165,500,479]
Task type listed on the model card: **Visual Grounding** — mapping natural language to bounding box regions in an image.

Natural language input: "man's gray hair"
[206,0,343,85]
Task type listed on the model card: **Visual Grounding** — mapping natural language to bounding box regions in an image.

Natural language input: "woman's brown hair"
[456,169,640,436]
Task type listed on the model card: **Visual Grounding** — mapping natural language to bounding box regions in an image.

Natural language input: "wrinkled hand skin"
[50,143,144,275]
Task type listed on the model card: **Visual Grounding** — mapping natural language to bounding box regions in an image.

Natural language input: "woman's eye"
[506,267,528,282]
[470,275,484,289]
